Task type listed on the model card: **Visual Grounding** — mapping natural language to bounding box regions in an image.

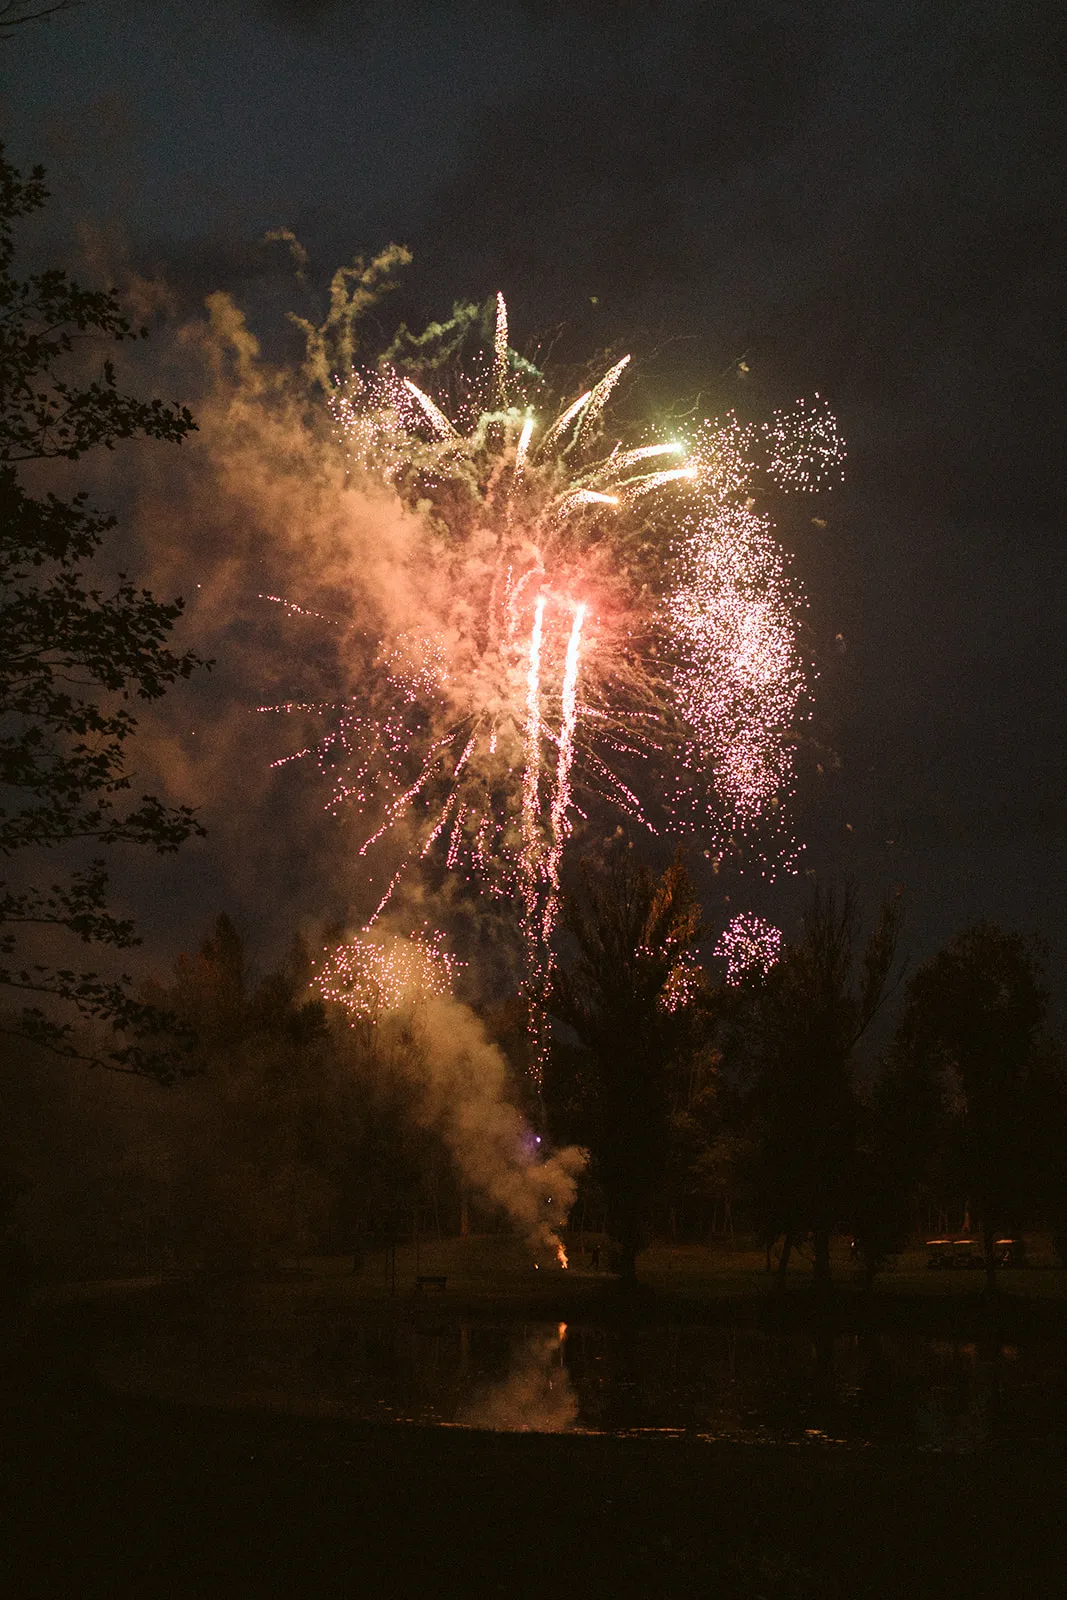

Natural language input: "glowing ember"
[714,912,783,984]
[264,295,841,1080]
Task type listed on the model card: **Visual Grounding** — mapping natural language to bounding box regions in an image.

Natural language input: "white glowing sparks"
[315,926,462,1021]
[575,354,630,444]
[607,441,686,473]
[762,394,847,492]
[666,500,806,835]
[655,946,703,1014]
[537,388,593,456]
[620,465,700,502]
[514,413,534,480]
[259,594,340,625]
[556,488,619,515]
[493,290,509,398]
[522,593,546,885]
[543,602,586,944]
[402,377,459,440]
[713,912,782,984]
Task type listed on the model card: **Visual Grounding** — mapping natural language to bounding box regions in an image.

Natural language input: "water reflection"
[458,1322,577,1433]
[88,1308,1067,1452]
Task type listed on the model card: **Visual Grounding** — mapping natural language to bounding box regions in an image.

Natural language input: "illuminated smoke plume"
[316,929,583,1265]
[257,293,841,1080]
[713,912,783,984]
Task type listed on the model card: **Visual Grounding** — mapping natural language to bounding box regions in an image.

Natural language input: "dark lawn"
[4,1383,1067,1599]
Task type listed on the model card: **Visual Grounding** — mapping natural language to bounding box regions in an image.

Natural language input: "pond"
[83,1300,1067,1453]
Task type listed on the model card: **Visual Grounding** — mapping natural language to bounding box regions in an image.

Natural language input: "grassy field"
[216,1231,1067,1326]
[23,1230,1067,1335]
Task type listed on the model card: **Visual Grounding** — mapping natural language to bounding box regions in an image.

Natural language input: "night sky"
[3,0,1065,1008]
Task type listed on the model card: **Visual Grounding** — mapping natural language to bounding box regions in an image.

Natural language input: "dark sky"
[3,0,1065,1002]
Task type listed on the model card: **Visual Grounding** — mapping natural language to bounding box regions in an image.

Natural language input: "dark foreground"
[4,1381,1067,1600]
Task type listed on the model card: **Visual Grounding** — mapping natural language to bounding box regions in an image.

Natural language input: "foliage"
[140,917,338,1268]
[0,147,204,1075]
[897,921,1051,1289]
[143,916,462,1269]
[660,1043,737,1239]
[0,913,466,1276]
[725,884,901,1286]
[550,849,708,1279]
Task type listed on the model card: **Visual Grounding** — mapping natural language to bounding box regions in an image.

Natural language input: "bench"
[415,1274,447,1293]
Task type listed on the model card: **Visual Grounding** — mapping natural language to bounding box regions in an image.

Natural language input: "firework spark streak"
[262,295,842,1081]
[546,602,586,919]
[522,594,546,884]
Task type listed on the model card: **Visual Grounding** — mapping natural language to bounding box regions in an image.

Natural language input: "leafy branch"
[0,146,206,1077]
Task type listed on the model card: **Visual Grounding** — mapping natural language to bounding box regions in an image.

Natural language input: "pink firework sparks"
[314,925,462,1022]
[262,294,842,1080]
[714,912,783,984]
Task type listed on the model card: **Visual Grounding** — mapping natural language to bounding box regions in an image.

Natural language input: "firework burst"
[714,911,783,984]
[262,295,841,1080]
[314,925,461,1021]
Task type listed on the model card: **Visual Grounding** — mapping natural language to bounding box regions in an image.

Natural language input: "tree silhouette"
[142,915,342,1270]
[550,850,706,1282]
[0,149,204,1076]
[726,884,900,1291]
[899,922,1048,1294]
[0,1,81,35]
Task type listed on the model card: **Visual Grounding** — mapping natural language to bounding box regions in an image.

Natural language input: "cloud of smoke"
[325,928,585,1262]
[88,251,456,953]
[413,991,585,1262]
[105,252,613,985]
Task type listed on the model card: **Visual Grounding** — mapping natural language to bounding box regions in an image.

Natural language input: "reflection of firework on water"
[458,1320,576,1431]
[314,926,461,1021]
[714,912,783,984]
[262,295,841,1081]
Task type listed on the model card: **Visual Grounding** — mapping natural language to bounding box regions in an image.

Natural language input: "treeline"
[3,864,1067,1291]
[546,856,1067,1292]
[0,917,475,1278]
